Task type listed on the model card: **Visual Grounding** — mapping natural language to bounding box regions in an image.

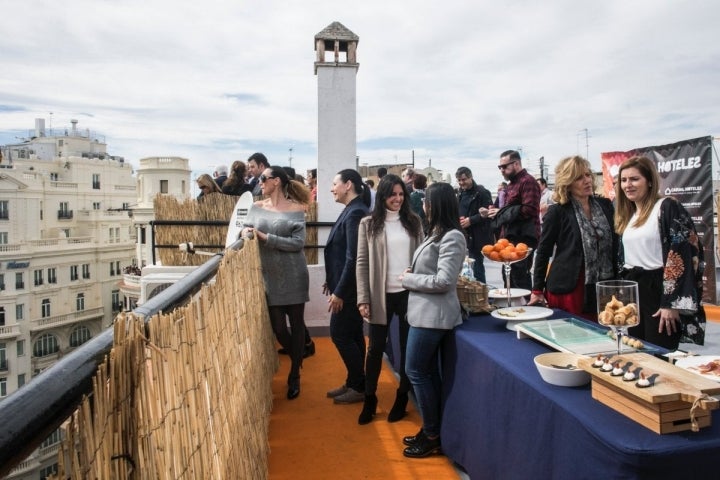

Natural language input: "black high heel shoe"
[287,378,300,400]
[403,434,441,458]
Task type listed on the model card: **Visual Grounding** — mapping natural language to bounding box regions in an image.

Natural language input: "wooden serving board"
[578,353,720,407]
[578,353,720,433]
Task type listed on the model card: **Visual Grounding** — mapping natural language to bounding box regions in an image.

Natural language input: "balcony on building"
[0,324,21,340]
[29,306,104,332]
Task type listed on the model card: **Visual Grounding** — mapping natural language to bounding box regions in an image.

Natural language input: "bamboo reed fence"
[153,193,319,266]
[53,239,278,479]
[154,193,239,266]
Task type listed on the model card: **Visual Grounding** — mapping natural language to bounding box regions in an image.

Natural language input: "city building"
[118,155,192,309]
[0,118,137,478]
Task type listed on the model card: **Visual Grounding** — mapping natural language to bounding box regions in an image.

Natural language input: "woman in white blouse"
[615,156,705,349]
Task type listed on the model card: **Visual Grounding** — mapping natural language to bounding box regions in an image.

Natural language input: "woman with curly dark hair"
[356,174,423,425]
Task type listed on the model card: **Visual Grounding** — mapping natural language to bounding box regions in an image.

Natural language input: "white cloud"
[1,0,718,185]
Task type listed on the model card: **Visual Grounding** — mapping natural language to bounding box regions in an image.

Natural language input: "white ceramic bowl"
[534,352,591,387]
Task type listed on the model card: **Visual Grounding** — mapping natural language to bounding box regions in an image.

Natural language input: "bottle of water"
[461,255,475,281]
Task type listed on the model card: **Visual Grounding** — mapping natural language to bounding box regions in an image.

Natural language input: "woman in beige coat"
[356,174,423,425]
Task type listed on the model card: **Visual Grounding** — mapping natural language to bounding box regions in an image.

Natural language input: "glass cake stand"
[596,280,640,356]
[483,248,533,307]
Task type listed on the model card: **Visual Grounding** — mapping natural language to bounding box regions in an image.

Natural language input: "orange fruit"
[501,248,518,261]
[481,245,494,255]
[516,242,528,252]
[497,238,510,248]
[493,243,504,252]
[489,251,500,261]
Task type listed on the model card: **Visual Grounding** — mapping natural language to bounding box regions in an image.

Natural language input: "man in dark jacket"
[481,150,541,290]
[247,152,270,197]
[213,164,228,188]
[456,167,494,283]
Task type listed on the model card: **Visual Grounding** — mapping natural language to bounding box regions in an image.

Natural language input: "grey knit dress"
[245,205,309,306]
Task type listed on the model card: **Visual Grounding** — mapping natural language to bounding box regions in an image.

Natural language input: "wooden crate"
[578,353,720,434]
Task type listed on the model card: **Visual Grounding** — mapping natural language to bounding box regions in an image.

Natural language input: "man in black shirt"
[456,166,493,283]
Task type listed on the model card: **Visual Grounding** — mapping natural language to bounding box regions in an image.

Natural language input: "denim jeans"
[365,291,411,395]
[330,302,366,392]
[405,326,449,437]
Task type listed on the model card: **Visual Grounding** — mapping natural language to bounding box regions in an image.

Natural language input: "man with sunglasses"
[480,150,540,290]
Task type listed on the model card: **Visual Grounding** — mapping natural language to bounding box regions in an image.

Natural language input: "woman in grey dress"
[242,166,311,399]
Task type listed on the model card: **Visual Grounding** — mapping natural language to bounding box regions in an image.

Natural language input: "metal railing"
[149,219,335,264]
[0,237,245,477]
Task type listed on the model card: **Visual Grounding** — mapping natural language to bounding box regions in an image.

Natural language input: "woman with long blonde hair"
[196,173,222,200]
[529,156,617,319]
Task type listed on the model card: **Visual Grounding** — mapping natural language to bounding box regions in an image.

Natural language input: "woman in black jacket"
[529,156,617,319]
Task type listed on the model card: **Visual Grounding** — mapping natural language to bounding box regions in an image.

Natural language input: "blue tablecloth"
[440,313,720,479]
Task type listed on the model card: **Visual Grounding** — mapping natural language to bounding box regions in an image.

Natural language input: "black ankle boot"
[358,394,378,425]
[387,390,409,422]
[403,433,441,458]
[287,377,300,400]
[303,340,316,358]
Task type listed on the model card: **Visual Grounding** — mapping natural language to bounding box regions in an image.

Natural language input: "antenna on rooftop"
[577,128,590,159]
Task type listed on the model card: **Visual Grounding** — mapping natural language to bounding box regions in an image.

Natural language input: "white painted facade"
[0,118,138,478]
[129,156,192,272]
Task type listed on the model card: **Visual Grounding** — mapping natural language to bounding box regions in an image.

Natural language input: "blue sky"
[1,0,719,187]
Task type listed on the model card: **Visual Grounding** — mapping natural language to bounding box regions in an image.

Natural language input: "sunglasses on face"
[497,160,517,170]
[260,174,275,183]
